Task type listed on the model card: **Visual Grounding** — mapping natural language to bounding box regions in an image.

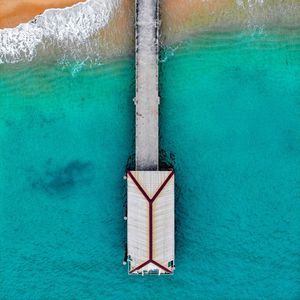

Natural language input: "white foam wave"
[236,0,264,8]
[0,0,119,64]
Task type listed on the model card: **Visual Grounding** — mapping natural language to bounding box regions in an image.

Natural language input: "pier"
[126,0,175,275]
[135,0,160,171]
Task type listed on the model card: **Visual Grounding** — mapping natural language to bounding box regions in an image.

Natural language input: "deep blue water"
[0,29,300,299]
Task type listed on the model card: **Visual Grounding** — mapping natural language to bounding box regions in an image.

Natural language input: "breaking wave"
[0,0,119,64]
[0,0,299,65]
[236,0,265,8]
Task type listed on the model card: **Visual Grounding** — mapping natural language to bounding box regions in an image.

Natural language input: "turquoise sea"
[0,29,300,299]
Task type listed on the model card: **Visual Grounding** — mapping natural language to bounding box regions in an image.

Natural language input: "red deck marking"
[128,170,174,203]
[152,261,172,274]
[149,203,153,260]
[127,171,151,202]
[129,259,172,274]
[151,171,174,203]
[129,260,151,274]
[128,171,174,274]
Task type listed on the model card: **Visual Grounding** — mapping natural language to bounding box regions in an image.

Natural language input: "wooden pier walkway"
[134,0,160,171]
[126,0,175,275]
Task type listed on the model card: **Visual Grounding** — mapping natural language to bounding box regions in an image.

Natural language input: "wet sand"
[94,0,264,57]
[94,0,234,57]
[99,0,300,57]
[1,0,300,34]
[0,0,235,35]
[1,0,299,60]
[0,0,85,28]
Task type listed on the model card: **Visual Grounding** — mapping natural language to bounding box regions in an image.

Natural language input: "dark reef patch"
[32,160,95,195]
[25,112,66,129]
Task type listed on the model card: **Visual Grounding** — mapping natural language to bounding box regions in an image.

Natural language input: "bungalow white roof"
[127,170,175,275]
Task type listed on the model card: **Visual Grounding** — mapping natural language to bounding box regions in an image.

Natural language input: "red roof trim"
[151,171,174,203]
[129,259,172,274]
[152,260,172,274]
[127,171,151,202]
[129,259,151,274]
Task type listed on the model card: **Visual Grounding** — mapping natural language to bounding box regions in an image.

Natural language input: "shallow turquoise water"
[0,29,300,299]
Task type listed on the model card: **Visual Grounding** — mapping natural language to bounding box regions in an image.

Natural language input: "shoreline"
[0,0,299,64]
[94,0,300,57]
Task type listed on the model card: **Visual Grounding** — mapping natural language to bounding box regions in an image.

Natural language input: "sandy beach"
[101,0,300,56]
[0,0,299,62]
[0,0,238,35]
[93,0,238,57]
[1,0,299,38]
[0,0,85,28]
[1,0,300,32]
